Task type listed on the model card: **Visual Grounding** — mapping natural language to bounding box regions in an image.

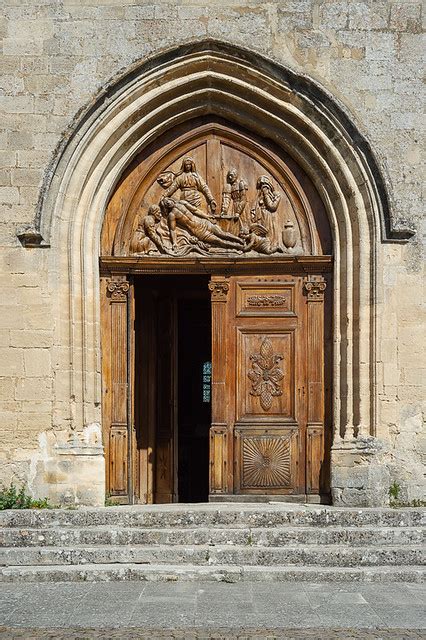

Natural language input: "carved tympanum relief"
[128,140,309,258]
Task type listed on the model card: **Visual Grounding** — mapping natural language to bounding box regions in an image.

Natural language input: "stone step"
[1,525,424,548]
[1,544,424,567]
[1,562,424,583]
[0,505,424,529]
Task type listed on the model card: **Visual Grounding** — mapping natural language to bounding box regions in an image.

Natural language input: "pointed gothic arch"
[23,40,411,501]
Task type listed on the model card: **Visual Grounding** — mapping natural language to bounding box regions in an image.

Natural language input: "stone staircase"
[0,503,424,583]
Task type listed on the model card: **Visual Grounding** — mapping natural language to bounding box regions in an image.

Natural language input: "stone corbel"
[17,226,50,248]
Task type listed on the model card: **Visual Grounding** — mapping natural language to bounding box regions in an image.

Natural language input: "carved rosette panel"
[241,434,291,488]
[248,337,284,411]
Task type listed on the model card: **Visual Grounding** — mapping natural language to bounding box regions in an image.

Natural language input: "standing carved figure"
[220,168,248,220]
[251,175,281,244]
[162,157,217,214]
[160,197,244,252]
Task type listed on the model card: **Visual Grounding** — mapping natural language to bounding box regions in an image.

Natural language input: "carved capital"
[107,279,130,302]
[304,276,326,301]
[208,280,229,301]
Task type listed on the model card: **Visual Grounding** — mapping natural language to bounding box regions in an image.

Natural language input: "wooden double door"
[101,270,329,503]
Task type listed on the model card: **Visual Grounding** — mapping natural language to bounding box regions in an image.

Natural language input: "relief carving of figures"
[160,157,217,214]
[130,204,168,255]
[241,223,279,255]
[220,168,248,221]
[251,175,282,247]
[160,197,244,253]
[130,153,303,258]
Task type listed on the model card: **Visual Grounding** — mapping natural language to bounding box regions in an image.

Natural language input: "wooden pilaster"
[304,276,326,495]
[208,276,230,495]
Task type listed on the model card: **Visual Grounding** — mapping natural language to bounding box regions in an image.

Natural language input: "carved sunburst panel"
[241,434,292,488]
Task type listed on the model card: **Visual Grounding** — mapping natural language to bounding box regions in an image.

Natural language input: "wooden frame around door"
[100,255,332,504]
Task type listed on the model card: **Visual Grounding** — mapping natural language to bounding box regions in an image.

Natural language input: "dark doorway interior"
[134,275,211,503]
[177,296,211,502]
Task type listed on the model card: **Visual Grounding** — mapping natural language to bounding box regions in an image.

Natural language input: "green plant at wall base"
[0,484,51,510]
[105,493,121,507]
[389,481,401,502]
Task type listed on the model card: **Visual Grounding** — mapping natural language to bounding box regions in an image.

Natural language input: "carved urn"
[282,220,296,249]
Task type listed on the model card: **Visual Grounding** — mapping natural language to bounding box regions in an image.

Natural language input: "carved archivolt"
[120,134,319,260]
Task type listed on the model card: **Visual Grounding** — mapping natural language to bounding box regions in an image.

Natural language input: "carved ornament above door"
[101,123,330,261]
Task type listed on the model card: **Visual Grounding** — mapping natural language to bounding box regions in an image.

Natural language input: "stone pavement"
[0,581,425,638]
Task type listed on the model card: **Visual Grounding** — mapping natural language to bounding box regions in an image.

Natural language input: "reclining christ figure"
[160,197,245,252]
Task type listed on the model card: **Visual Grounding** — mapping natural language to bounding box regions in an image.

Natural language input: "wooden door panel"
[210,273,322,498]
[209,425,228,494]
[236,330,295,423]
[306,426,323,495]
[109,427,128,495]
[101,276,132,503]
[154,295,176,503]
[234,428,298,493]
[236,281,296,317]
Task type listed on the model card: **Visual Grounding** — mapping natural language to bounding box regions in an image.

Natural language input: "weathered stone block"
[23,349,51,377]
[10,330,53,348]
[15,377,52,401]
[390,2,422,32]
[331,437,391,507]
[348,2,390,31]
[0,347,23,376]
[31,428,105,507]
[0,187,19,204]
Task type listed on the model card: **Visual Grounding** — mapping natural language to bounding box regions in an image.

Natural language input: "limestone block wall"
[0,0,424,503]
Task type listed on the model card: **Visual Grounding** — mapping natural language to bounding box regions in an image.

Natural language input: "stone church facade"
[0,1,424,508]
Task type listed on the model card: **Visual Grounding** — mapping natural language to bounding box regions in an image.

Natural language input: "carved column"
[106,277,130,500]
[304,276,326,495]
[208,277,230,495]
